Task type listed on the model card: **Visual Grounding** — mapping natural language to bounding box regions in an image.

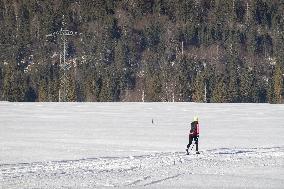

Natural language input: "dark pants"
[186,134,198,152]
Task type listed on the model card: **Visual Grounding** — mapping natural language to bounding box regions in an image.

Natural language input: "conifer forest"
[0,0,283,103]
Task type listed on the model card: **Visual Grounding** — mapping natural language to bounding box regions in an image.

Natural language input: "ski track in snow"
[1,102,284,188]
[1,146,284,188]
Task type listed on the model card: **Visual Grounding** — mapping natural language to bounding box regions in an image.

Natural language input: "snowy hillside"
[0,102,284,188]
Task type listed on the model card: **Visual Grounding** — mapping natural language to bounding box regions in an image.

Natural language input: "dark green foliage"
[0,0,283,103]
[269,63,283,103]
[2,62,26,102]
[212,76,226,103]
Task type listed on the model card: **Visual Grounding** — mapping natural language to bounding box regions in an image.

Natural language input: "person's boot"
[195,141,199,154]
[186,148,189,155]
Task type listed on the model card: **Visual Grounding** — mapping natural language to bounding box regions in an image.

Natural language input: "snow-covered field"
[0,102,283,188]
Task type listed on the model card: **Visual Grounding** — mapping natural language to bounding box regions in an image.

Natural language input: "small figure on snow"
[186,116,200,155]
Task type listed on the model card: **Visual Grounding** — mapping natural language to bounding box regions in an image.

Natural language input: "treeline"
[0,0,283,103]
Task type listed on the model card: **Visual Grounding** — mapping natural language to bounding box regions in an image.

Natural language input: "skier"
[186,116,200,155]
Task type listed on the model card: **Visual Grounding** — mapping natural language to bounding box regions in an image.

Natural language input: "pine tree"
[176,57,196,102]
[192,73,205,102]
[212,76,227,103]
[99,77,112,102]
[66,70,77,102]
[38,79,48,102]
[225,55,240,102]
[2,62,26,102]
[239,67,253,102]
[270,63,283,103]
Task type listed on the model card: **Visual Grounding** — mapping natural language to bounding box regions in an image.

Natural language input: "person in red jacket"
[186,116,200,155]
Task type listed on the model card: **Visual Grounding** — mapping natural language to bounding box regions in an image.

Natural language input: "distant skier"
[186,116,200,155]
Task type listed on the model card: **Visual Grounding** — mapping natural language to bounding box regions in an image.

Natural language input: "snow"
[0,102,284,188]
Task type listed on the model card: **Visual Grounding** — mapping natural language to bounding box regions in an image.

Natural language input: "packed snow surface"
[0,102,283,188]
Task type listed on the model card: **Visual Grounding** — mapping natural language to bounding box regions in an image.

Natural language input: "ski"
[185,150,201,155]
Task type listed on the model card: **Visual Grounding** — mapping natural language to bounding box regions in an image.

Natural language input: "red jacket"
[190,121,199,136]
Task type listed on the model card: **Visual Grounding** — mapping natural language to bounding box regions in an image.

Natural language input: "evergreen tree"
[212,76,227,103]
[2,62,26,102]
[239,67,253,102]
[192,72,205,102]
[270,63,283,103]
[38,79,48,102]
[66,69,77,102]
[225,55,240,102]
